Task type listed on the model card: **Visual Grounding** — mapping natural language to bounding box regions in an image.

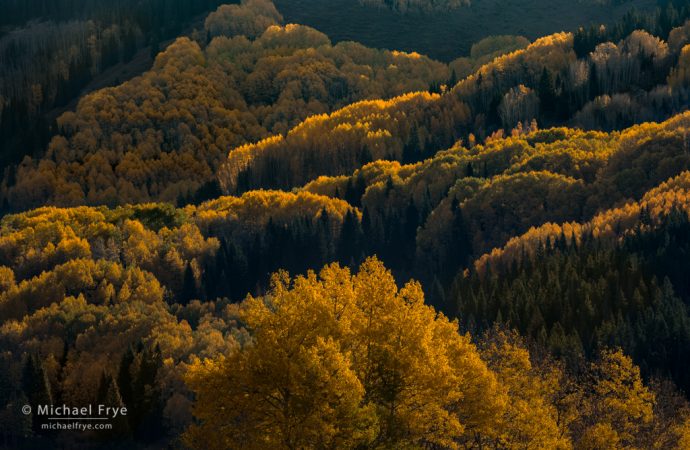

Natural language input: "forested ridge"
[358,0,636,13]
[2,0,451,210]
[358,0,469,12]
[0,0,234,173]
[273,0,657,62]
[4,0,690,448]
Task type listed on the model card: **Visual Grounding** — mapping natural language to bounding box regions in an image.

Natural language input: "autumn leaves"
[5,14,449,210]
[185,258,690,449]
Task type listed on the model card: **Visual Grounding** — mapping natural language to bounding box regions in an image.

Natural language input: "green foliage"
[453,199,690,394]
[131,204,187,232]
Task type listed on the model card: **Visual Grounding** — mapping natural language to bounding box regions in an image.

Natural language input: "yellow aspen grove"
[184,257,505,449]
[6,1,690,448]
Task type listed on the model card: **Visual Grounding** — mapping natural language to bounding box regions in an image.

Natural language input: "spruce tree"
[21,354,52,433]
[96,372,130,439]
[181,262,197,305]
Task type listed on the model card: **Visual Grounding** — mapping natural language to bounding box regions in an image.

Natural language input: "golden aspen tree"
[576,349,655,450]
[184,266,377,450]
[185,257,505,449]
[479,329,571,449]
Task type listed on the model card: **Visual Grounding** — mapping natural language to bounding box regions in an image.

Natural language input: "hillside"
[453,170,690,390]
[4,0,690,448]
[7,0,625,174]
[217,25,690,195]
[275,0,655,61]
[0,0,232,171]
[3,13,450,209]
[10,9,690,212]
[2,109,690,445]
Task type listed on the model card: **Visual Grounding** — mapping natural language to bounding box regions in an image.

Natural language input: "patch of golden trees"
[5,15,449,209]
[474,169,690,277]
[185,257,690,449]
[219,91,470,192]
[204,0,283,39]
[0,189,356,437]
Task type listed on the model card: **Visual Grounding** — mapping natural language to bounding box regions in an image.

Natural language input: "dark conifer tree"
[180,262,197,305]
[21,354,52,433]
[445,198,472,281]
[338,210,363,267]
[538,68,557,119]
[96,372,130,439]
[117,346,135,411]
[21,355,52,408]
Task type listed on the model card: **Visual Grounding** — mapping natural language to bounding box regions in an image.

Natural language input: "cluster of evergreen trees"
[200,209,366,302]
[0,0,230,174]
[452,209,690,394]
[4,0,690,447]
[0,0,229,30]
[573,1,690,58]
[0,343,164,445]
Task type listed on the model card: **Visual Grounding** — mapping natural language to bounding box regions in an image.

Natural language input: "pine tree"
[96,371,131,439]
[181,262,197,305]
[21,355,52,408]
[448,69,458,89]
[445,198,472,281]
[539,67,556,118]
[318,207,333,261]
[21,354,52,433]
[337,210,363,267]
[132,345,164,441]
[402,127,420,163]
[403,199,420,265]
[117,347,135,412]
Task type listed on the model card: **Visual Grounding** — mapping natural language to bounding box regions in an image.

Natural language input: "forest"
[273,0,656,60]
[358,0,469,12]
[3,0,690,448]
[0,0,230,171]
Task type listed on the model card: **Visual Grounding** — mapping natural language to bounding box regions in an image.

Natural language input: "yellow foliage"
[575,350,655,449]
[668,44,690,88]
[185,257,505,449]
[480,330,571,449]
[8,18,449,208]
[475,169,690,276]
[191,190,357,232]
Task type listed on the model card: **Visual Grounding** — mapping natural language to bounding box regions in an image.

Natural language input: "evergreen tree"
[538,67,556,118]
[21,355,52,408]
[337,210,363,267]
[96,371,130,439]
[448,69,458,89]
[403,199,420,264]
[21,354,52,433]
[132,345,164,441]
[117,347,135,413]
[402,127,421,163]
[445,198,472,281]
[181,262,197,305]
